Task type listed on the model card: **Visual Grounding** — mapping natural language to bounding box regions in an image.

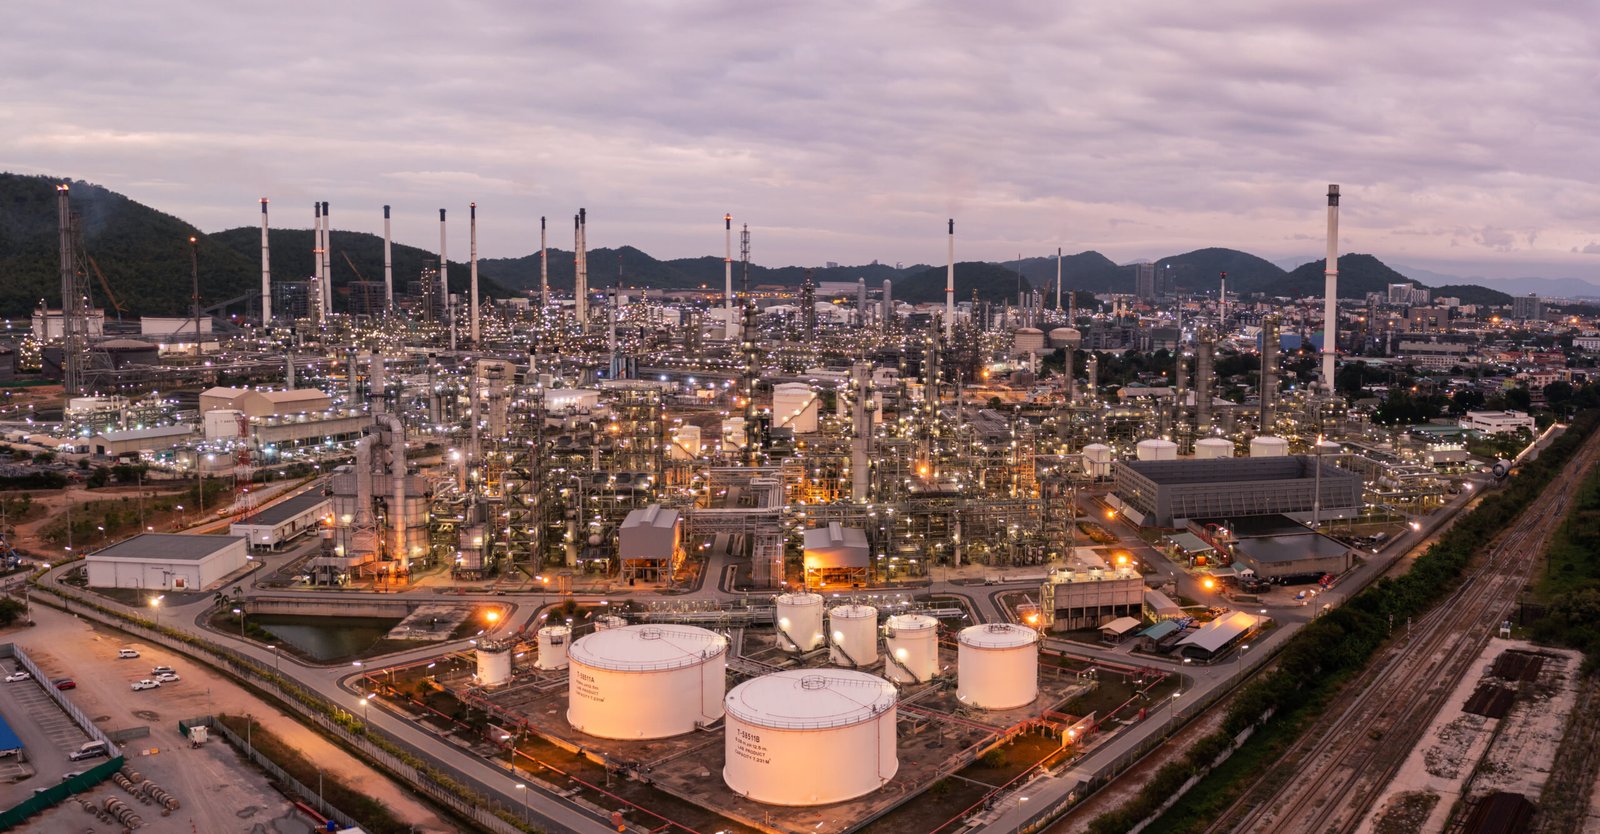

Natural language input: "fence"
[198,715,363,831]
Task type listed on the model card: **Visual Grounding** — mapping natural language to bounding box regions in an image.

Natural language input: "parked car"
[68,741,106,762]
[117,648,140,659]
[150,665,176,676]
[60,771,84,781]
[153,672,180,683]
[4,672,30,683]
[130,679,161,691]
[51,678,75,690]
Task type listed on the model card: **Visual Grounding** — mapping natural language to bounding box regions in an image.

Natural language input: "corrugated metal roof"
[1176,611,1258,654]
[89,533,243,562]
[95,425,194,442]
[236,490,329,527]
[0,713,22,752]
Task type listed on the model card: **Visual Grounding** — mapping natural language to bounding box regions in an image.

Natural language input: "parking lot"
[0,667,89,809]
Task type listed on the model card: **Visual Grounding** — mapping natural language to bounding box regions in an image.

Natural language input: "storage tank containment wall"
[475,644,512,687]
[535,625,571,670]
[775,592,825,652]
[957,623,1039,710]
[883,614,939,683]
[567,625,728,740]
[1250,436,1289,458]
[724,670,898,806]
[1194,437,1234,459]
[829,604,879,666]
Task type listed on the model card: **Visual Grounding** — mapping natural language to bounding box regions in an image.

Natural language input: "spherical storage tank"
[1049,328,1082,349]
[1136,439,1179,461]
[1083,443,1114,478]
[535,625,571,670]
[829,604,879,666]
[884,614,939,684]
[724,669,898,806]
[568,625,728,740]
[957,623,1039,710]
[775,592,825,653]
[1195,437,1234,459]
[1250,435,1289,458]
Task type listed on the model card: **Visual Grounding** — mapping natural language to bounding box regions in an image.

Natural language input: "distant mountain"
[210,227,512,302]
[1001,251,1121,294]
[1269,254,1417,298]
[898,261,1031,304]
[1155,248,1287,294]
[1430,284,1512,306]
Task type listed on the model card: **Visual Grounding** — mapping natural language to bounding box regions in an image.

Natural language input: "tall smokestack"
[1086,354,1099,403]
[724,213,734,320]
[439,209,452,347]
[1196,328,1215,432]
[311,200,321,292]
[1056,247,1063,311]
[1322,184,1340,391]
[1219,271,1227,331]
[945,219,955,342]
[857,278,868,327]
[882,278,893,331]
[260,198,272,325]
[383,205,393,310]
[539,216,549,309]
[321,201,332,316]
[469,202,479,346]
[575,208,588,329]
[1260,313,1281,431]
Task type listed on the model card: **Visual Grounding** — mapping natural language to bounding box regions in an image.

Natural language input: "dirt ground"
[2,603,456,833]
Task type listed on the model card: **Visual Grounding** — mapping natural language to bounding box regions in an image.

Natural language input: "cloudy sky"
[5,1,1598,282]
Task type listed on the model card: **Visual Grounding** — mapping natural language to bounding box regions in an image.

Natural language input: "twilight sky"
[4,1,1599,283]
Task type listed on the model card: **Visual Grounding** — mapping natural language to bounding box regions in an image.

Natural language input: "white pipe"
[944,219,955,342]
[354,433,376,529]
[724,213,733,318]
[1322,184,1340,390]
[469,202,479,345]
[259,198,271,325]
[383,205,393,310]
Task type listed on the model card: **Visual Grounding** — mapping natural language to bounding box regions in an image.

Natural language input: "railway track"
[1205,428,1600,834]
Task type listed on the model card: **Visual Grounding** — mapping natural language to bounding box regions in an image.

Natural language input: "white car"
[4,672,30,683]
[117,648,140,659]
[154,672,180,683]
[150,666,176,676]
[129,679,161,691]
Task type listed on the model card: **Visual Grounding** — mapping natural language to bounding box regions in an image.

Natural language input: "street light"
[267,644,280,674]
[514,782,528,822]
[360,696,371,723]
[149,595,163,627]
[233,607,246,638]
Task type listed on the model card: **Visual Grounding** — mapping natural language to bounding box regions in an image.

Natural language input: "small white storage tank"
[1049,327,1082,349]
[1136,439,1179,461]
[828,604,878,667]
[1194,437,1234,459]
[475,642,512,687]
[1082,443,1114,478]
[670,424,702,460]
[567,625,728,740]
[722,417,747,450]
[772,383,819,434]
[594,615,627,631]
[535,625,571,671]
[883,614,939,684]
[1013,327,1047,354]
[1250,435,1289,458]
[775,592,825,653]
[957,623,1039,710]
[724,670,898,806]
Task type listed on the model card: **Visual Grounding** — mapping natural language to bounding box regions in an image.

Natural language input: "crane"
[87,255,126,321]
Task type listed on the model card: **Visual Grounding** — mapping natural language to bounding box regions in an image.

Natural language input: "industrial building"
[229,490,332,550]
[1112,456,1362,528]
[85,533,249,592]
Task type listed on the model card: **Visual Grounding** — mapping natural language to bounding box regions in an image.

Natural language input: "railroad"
[1204,425,1600,834]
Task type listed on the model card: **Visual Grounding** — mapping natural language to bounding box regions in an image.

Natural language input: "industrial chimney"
[469,202,479,346]
[439,209,451,345]
[945,219,955,342]
[383,205,394,310]
[260,198,271,325]
[539,216,549,309]
[1322,184,1340,391]
[320,201,332,317]
[1260,314,1281,431]
[724,213,734,321]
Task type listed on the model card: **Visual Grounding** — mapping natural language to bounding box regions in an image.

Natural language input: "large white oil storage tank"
[567,625,728,740]
[957,623,1039,710]
[670,424,702,460]
[1083,443,1114,478]
[1013,327,1047,354]
[772,383,820,434]
[535,625,571,671]
[828,604,879,667]
[775,592,825,653]
[883,614,939,684]
[1250,435,1289,458]
[1194,437,1234,460]
[724,670,898,806]
[1048,327,1082,349]
[1136,439,1179,461]
[475,641,512,687]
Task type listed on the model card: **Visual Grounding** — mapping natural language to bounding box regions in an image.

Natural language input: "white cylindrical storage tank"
[1083,443,1114,478]
[775,592,825,653]
[724,670,898,806]
[1013,327,1046,354]
[829,604,879,667]
[535,625,571,671]
[1194,437,1234,460]
[883,614,939,684]
[1048,327,1082,349]
[1136,439,1178,461]
[772,383,819,434]
[670,424,702,460]
[722,417,747,450]
[594,615,627,631]
[567,625,728,740]
[475,643,512,687]
[957,623,1039,710]
[1250,435,1289,458]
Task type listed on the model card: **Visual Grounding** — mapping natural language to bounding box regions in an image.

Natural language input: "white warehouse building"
[85,533,249,592]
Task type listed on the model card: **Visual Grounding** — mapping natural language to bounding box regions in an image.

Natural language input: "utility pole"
[189,236,202,353]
